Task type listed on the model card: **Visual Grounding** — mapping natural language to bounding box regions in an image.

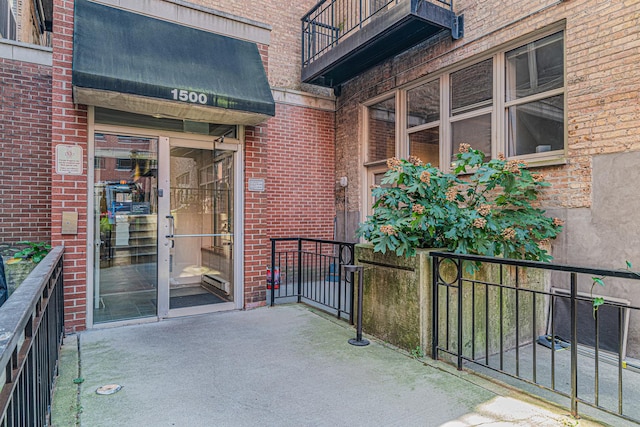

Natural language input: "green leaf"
[626,260,632,270]
[593,297,605,307]
[592,277,605,287]
[73,377,85,384]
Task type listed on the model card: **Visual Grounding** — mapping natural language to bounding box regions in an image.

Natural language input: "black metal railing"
[431,251,640,424]
[269,238,355,323]
[301,0,453,68]
[0,247,65,426]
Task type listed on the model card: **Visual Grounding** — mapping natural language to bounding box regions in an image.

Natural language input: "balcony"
[301,0,463,88]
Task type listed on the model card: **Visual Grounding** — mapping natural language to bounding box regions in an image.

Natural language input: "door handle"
[166,215,174,238]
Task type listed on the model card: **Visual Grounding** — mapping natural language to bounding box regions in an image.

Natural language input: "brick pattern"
[243,123,269,308]
[266,103,336,238]
[246,41,336,307]
[336,0,640,213]
[196,0,320,90]
[52,0,89,333]
[244,53,336,307]
[0,58,52,244]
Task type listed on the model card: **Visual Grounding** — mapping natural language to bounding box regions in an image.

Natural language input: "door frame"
[87,110,245,328]
[158,136,242,318]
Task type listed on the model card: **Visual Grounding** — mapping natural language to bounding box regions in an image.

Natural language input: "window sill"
[452,154,567,175]
[511,153,567,169]
[364,159,390,168]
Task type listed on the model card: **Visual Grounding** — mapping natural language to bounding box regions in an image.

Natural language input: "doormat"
[170,292,227,309]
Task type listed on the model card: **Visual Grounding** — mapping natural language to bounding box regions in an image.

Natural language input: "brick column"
[243,123,269,308]
[52,0,89,332]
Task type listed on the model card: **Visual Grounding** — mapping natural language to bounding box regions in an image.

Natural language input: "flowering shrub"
[357,145,563,261]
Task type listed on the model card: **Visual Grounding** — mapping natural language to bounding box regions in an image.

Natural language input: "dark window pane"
[507,95,564,156]
[116,158,133,170]
[506,32,564,101]
[450,59,493,115]
[408,80,439,127]
[409,127,440,167]
[451,114,491,160]
[367,97,396,162]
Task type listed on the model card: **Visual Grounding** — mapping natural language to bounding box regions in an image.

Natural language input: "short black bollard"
[344,264,369,346]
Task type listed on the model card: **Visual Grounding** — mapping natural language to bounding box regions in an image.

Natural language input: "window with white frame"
[505,31,564,156]
[362,29,565,214]
[407,79,440,167]
[450,58,493,161]
[366,96,396,164]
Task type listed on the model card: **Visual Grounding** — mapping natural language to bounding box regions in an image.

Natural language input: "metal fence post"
[570,272,578,417]
[457,259,463,370]
[297,238,302,303]
[270,239,276,307]
[344,265,369,346]
[345,244,355,325]
[432,255,439,359]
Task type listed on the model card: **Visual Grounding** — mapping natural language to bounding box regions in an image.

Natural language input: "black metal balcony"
[301,0,463,88]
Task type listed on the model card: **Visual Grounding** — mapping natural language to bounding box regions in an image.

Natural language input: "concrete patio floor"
[51,304,614,426]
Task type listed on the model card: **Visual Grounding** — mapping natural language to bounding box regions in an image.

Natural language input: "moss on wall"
[356,244,549,358]
[356,244,432,352]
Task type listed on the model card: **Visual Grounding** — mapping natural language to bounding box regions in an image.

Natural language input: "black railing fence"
[431,251,640,424]
[269,238,355,323]
[301,0,453,68]
[0,247,65,427]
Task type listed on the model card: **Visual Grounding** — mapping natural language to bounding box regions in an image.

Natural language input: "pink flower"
[380,225,397,236]
[473,218,487,228]
[459,143,471,153]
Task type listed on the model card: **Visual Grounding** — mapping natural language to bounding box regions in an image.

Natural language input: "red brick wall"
[244,123,269,308]
[267,103,336,239]
[0,57,52,244]
[244,47,336,307]
[197,0,320,90]
[52,0,88,333]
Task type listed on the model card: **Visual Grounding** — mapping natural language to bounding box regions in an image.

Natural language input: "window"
[505,32,564,156]
[409,127,440,167]
[0,0,17,40]
[366,96,396,163]
[176,172,191,188]
[116,158,133,170]
[450,59,493,160]
[361,29,565,217]
[407,80,440,166]
[94,157,105,169]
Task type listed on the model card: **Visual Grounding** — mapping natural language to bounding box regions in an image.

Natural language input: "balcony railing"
[432,251,640,424]
[0,247,64,426]
[301,0,462,87]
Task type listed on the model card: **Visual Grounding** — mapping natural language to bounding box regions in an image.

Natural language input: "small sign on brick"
[248,178,265,192]
[55,144,83,175]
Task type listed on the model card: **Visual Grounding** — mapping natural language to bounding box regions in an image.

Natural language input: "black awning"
[72,0,275,125]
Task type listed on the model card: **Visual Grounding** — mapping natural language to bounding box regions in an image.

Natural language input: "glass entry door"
[160,138,236,314]
[92,134,159,324]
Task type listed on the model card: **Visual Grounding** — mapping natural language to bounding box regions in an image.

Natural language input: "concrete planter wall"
[356,244,550,358]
